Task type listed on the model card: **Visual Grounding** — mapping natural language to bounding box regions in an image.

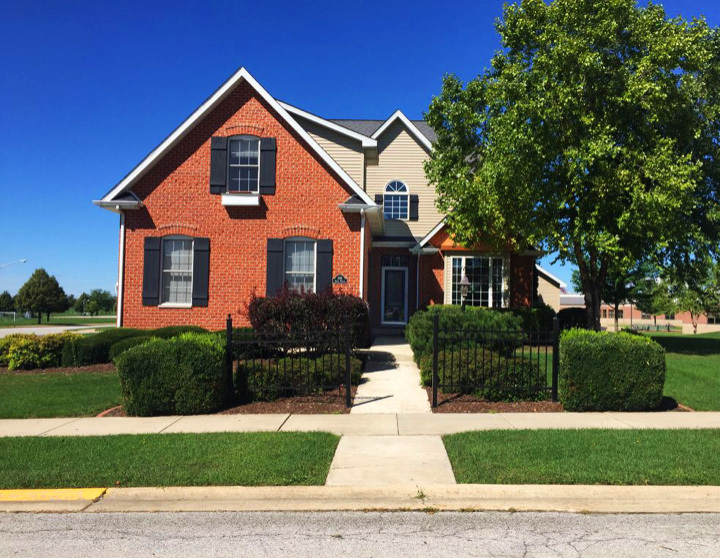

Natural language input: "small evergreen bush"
[108,336,154,361]
[1,332,79,370]
[557,307,587,330]
[405,305,523,364]
[62,328,142,366]
[116,332,227,416]
[559,329,666,411]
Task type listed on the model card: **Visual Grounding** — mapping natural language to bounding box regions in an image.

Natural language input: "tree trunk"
[46,312,50,322]
[582,286,602,330]
[614,301,620,332]
[36,312,41,325]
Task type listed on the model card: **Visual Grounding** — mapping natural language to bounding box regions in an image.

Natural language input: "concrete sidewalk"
[4,484,720,514]
[3,412,720,438]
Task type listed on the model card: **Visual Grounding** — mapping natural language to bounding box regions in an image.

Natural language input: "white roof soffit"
[99,67,375,206]
[371,109,433,151]
[536,264,567,289]
[278,101,377,149]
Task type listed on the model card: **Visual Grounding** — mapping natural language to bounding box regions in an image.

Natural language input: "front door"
[381,267,408,325]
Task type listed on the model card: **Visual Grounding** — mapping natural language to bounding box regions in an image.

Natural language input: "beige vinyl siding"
[537,275,561,311]
[294,116,365,187]
[366,120,443,239]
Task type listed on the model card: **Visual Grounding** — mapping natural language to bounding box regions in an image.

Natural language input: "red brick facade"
[121,82,362,330]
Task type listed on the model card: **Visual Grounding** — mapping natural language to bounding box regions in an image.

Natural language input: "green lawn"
[0,371,121,418]
[0,432,339,488]
[648,332,720,411]
[445,429,720,485]
[0,314,115,328]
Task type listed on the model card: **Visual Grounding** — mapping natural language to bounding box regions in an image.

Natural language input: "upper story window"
[383,180,409,220]
[228,136,260,193]
[285,239,316,292]
[161,237,194,305]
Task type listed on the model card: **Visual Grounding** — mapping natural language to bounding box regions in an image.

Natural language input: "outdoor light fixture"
[0,259,27,270]
[459,274,471,312]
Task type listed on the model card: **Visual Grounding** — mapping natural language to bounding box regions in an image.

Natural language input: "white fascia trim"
[100,67,374,206]
[279,101,377,149]
[536,264,567,289]
[372,241,416,248]
[417,218,447,248]
[371,110,433,151]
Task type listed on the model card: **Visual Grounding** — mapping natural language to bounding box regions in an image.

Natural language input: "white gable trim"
[99,67,374,206]
[536,265,567,289]
[417,218,447,248]
[279,101,377,149]
[371,110,433,151]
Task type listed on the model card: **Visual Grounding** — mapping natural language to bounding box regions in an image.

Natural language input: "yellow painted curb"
[0,488,106,502]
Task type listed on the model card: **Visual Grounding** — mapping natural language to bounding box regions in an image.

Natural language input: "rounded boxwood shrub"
[557,307,587,330]
[109,335,154,361]
[419,349,546,402]
[501,304,557,333]
[559,329,666,411]
[405,305,523,364]
[1,332,79,370]
[62,328,142,367]
[115,332,227,416]
[149,325,207,339]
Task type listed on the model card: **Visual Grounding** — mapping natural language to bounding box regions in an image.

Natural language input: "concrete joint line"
[157,416,184,434]
[276,414,292,432]
[605,413,637,428]
[38,417,83,436]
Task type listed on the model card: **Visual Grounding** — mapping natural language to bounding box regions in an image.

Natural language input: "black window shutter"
[409,194,419,221]
[266,238,284,296]
[374,194,383,205]
[192,238,210,307]
[259,138,276,195]
[210,137,227,194]
[316,240,334,293]
[142,237,162,306]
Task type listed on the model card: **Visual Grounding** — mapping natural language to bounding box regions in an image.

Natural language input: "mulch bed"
[98,386,358,417]
[0,364,116,375]
[425,388,693,413]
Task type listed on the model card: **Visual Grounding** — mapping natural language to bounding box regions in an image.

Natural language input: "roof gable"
[370,110,433,151]
[96,67,374,206]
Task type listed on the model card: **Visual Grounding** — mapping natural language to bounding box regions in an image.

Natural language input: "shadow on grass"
[649,335,720,356]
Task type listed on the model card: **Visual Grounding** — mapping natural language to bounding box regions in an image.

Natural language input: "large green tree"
[0,290,14,312]
[668,258,720,333]
[425,0,720,329]
[14,269,67,324]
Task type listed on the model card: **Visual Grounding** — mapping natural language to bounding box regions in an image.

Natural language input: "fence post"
[344,319,352,408]
[432,313,439,408]
[552,316,560,402]
[225,314,234,406]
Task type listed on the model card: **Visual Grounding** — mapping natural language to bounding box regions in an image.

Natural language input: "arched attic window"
[383,180,409,220]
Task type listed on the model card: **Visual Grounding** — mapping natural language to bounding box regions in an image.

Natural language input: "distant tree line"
[0,268,116,323]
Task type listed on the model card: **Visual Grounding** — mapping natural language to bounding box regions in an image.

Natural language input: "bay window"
[451,256,504,308]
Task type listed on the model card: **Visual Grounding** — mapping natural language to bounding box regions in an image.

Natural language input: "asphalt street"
[1,511,719,557]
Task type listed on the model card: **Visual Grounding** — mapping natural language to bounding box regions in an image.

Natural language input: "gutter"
[359,209,366,299]
[117,213,126,328]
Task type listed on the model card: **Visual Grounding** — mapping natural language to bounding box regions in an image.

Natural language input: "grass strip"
[445,429,720,485]
[0,432,339,488]
[0,372,122,418]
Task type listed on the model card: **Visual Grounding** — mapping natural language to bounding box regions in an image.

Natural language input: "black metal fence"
[431,314,560,407]
[225,315,354,407]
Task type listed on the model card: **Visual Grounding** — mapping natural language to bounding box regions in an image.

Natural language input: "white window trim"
[448,254,506,309]
[383,179,410,221]
[160,235,194,307]
[284,237,317,293]
[227,135,261,194]
[381,265,409,325]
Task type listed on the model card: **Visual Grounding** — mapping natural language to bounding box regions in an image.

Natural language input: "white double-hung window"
[228,136,260,193]
[285,239,316,292]
[451,256,504,308]
[161,237,193,305]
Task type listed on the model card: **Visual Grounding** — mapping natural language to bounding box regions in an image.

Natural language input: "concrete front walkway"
[3,412,720,438]
[351,337,430,414]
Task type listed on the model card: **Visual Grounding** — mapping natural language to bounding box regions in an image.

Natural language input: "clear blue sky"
[1,0,718,296]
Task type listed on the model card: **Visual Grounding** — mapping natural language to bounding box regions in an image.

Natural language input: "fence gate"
[431,314,560,408]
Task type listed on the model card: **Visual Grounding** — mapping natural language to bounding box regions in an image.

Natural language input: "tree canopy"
[14,268,67,324]
[425,0,720,328]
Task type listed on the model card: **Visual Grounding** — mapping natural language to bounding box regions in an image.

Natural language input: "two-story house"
[95,68,537,332]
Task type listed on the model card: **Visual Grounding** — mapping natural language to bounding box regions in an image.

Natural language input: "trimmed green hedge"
[500,304,557,333]
[236,353,363,401]
[62,326,208,367]
[418,349,546,402]
[116,333,227,416]
[0,332,80,371]
[557,307,586,330]
[405,305,523,364]
[108,336,154,361]
[559,329,666,411]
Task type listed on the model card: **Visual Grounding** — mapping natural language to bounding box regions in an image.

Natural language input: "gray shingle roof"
[330,119,437,143]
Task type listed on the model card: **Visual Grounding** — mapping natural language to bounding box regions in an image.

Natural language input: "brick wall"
[121,82,362,330]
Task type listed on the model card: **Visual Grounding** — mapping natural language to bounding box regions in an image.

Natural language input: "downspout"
[359,209,366,300]
[416,253,421,311]
[116,211,126,328]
